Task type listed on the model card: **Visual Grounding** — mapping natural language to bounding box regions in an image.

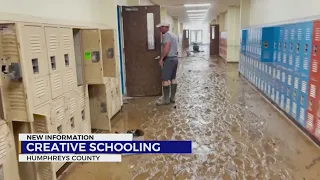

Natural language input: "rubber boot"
[170,84,177,103]
[156,86,170,106]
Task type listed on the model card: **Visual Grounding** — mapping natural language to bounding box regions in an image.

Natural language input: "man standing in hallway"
[156,22,178,106]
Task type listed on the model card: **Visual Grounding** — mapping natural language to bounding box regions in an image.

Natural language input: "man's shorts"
[162,57,178,81]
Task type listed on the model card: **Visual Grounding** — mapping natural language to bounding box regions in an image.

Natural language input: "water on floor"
[61,51,320,180]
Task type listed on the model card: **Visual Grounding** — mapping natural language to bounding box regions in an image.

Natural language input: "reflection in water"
[62,50,320,180]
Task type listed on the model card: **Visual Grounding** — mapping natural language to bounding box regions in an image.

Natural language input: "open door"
[183,29,189,48]
[210,25,220,55]
[122,6,162,97]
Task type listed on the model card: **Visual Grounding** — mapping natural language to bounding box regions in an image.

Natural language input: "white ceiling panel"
[151,0,240,23]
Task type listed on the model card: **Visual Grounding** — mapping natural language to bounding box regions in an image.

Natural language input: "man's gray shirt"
[162,31,178,57]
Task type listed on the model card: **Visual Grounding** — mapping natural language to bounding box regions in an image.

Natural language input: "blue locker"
[241,29,248,54]
[261,26,280,62]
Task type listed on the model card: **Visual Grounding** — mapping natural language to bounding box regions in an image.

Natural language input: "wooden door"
[183,29,189,48]
[122,6,162,97]
[210,25,220,55]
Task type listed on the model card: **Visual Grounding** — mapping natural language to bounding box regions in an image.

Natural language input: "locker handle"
[263,41,268,48]
[296,43,300,53]
[290,43,293,51]
[313,45,317,56]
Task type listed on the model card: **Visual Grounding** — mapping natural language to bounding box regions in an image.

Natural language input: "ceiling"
[151,0,240,23]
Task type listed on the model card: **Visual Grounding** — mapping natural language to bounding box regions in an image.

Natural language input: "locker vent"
[294,77,299,89]
[303,57,309,70]
[52,73,62,91]
[0,122,8,166]
[286,98,290,113]
[269,66,272,75]
[281,72,286,82]
[310,84,316,98]
[80,94,85,108]
[55,104,64,126]
[300,107,305,121]
[305,28,312,41]
[63,35,71,50]
[301,81,307,93]
[297,28,302,40]
[8,86,26,111]
[66,70,75,87]
[30,35,41,53]
[35,79,46,98]
[295,56,300,68]
[292,102,297,115]
[290,29,295,40]
[307,112,313,129]
[289,55,293,65]
[277,70,280,79]
[283,54,287,63]
[280,95,285,109]
[70,97,76,115]
[288,75,292,86]
[48,35,58,51]
[311,59,318,73]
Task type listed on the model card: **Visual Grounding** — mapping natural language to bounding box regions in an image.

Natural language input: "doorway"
[190,30,203,44]
[210,25,220,55]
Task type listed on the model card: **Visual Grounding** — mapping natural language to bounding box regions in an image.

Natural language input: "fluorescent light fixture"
[188,14,206,16]
[187,10,208,13]
[184,3,210,7]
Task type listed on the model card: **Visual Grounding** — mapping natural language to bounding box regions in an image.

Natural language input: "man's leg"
[156,61,171,106]
[170,60,178,103]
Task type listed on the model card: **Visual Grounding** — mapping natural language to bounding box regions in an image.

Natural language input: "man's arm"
[160,42,170,60]
[160,33,171,62]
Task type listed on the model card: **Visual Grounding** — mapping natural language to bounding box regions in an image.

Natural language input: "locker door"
[101,29,116,77]
[20,24,52,107]
[80,29,104,84]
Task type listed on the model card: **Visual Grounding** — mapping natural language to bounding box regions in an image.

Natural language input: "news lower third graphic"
[18,134,193,162]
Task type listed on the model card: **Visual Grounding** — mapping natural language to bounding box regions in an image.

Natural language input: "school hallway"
[61,49,320,180]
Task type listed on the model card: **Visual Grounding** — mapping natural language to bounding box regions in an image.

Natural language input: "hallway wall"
[0,0,117,28]
[250,0,320,26]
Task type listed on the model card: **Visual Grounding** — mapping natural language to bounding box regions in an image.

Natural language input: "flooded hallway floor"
[62,53,320,180]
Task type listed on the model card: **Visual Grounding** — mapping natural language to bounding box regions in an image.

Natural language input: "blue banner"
[20,141,192,154]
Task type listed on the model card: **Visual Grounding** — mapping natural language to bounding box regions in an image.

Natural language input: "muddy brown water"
[61,51,320,180]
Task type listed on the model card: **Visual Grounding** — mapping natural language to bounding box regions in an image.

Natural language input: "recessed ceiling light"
[187,10,208,13]
[184,4,211,7]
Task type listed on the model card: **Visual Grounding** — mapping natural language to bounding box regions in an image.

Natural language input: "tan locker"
[49,71,64,99]
[101,29,116,77]
[81,97,91,133]
[64,90,77,134]
[63,68,77,93]
[44,26,64,72]
[1,120,20,180]
[51,97,66,134]
[88,84,111,131]
[32,114,56,180]
[0,24,29,122]
[81,29,116,84]
[19,23,52,108]
[59,27,76,70]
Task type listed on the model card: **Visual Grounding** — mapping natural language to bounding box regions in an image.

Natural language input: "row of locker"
[239,53,320,142]
[0,22,118,124]
[242,22,313,46]
[0,22,122,180]
[239,55,308,126]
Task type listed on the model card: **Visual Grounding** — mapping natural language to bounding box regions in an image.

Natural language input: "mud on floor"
[61,53,320,180]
